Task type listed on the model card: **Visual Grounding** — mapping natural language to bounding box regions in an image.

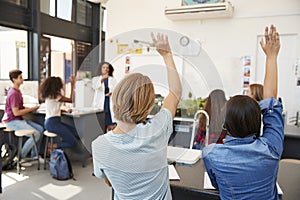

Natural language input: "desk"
[170,160,220,200]
[24,108,105,154]
[282,125,300,160]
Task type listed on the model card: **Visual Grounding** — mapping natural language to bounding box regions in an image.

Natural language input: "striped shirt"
[92,108,173,200]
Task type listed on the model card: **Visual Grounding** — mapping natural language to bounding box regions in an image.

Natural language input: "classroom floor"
[1,158,112,200]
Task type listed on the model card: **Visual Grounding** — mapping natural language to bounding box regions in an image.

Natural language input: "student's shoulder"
[202,143,222,158]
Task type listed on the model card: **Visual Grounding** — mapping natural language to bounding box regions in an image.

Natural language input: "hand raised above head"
[260,24,280,58]
[69,75,76,85]
[151,32,171,57]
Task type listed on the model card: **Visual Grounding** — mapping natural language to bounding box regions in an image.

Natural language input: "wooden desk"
[282,125,300,160]
[170,160,220,200]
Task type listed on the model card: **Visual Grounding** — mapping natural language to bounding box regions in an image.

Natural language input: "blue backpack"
[49,149,74,180]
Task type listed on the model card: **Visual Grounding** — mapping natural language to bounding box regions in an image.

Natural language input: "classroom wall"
[104,0,300,98]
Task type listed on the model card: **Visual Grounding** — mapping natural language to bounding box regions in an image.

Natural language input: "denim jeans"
[5,119,43,158]
[44,117,78,148]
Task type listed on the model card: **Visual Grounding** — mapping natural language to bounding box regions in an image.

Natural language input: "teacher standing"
[92,62,117,132]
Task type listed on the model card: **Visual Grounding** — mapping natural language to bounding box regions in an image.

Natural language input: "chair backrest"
[277,159,300,200]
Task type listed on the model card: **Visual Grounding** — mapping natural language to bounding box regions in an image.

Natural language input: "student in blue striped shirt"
[92,33,182,200]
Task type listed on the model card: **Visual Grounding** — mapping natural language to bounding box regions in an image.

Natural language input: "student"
[246,83,263,101]
[193,89,227,149]
[92,33,182,200]
[2,69,43,159]
[39,76,78,150]
[92,62,118,132]
[203,25,283,199]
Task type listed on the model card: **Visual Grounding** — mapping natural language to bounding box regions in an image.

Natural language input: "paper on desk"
[276,182,283,195]
[168,165,180,180]
[204,172,215,189]
[204,172,284,195]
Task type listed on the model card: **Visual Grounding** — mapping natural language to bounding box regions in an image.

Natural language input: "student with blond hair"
[246,83,264,101]
[92,33,182,200]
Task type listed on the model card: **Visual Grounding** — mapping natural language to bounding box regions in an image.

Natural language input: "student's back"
[203,25,283,200]
[92,33,182,200]
[92,108,173,200]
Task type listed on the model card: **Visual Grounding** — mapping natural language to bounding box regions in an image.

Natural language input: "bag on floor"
[1,143,17,170]
[49,149,74,180]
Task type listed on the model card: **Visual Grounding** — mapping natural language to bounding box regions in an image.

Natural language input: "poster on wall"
[295,58,300,86]
[242,56,251,94]
[182,0,223,6]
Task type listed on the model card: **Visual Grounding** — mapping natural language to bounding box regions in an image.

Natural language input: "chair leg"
[50,138,53,152]
[44,136,49,170]
[32,134,40,170]
[17,137,22,174]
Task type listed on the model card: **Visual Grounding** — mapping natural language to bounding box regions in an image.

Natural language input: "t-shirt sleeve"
[152,108,173,137]
[92,140,106,179]
[9,93,22,108]
[93,163,106,179]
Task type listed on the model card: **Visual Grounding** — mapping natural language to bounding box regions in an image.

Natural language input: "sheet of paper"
[168,165,180,180]
[276,182,283,195]
[204,172,216,189]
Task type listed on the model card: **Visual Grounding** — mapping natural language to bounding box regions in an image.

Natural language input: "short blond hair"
[112,73,155,124]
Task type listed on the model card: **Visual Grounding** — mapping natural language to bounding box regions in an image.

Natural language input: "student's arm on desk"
[12,105,39,116]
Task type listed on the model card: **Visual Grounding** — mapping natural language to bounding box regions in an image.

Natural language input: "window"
[77,0,92,26]
[57,0,73,21]
[40,0,56,17]
[0,26,28,79]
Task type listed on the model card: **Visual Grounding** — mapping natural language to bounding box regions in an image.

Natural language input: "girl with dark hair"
[92,62,117,132]
[193,89,227,149]
[39,76,78,149]
[203,25,283,200]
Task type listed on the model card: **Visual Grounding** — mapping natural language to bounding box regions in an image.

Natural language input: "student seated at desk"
[203,25,283,200]
[193,89,227,149]
[39,76,79,151]
[2,69,43,159]
[92,33,182,200]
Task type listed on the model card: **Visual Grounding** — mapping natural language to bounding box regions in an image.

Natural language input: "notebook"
[167,146,202,165]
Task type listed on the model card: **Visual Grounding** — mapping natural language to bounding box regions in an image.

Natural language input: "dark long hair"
[96,62,114,77]
[224,95,261,138]
[39,76,63,100]
[199,89,227,137]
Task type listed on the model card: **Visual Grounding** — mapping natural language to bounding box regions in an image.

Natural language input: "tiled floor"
[1,158,112,200]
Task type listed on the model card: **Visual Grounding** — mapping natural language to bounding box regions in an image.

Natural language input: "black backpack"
[1,143,17,170]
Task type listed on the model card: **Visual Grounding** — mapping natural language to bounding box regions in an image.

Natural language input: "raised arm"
[60,76,75,103]
[260,25,284,157]
[151,33,182,118]
[260,25,280,99]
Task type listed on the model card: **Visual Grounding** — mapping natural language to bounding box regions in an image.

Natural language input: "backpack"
[1,143,17,170]
[49,149,74,180]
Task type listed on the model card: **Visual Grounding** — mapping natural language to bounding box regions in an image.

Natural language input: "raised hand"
[69,75,76,86]
[260,25,280,58]
[151,32,171,57]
